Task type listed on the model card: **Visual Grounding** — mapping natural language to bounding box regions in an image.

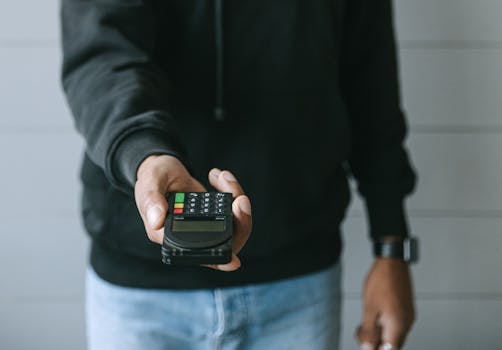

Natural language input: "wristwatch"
[373,237,419,264]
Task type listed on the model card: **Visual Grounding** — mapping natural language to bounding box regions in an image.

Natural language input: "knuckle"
[145,229,161,243]
[136,189,153,204]
[146,232,156,242]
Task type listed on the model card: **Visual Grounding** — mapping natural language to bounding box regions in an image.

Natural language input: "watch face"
[374,237,419,264]
[404,237,419,263]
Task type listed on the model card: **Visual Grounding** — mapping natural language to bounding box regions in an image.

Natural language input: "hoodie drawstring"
[214,0,225,121]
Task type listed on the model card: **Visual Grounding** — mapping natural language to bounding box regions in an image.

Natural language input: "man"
[61,1,417,349]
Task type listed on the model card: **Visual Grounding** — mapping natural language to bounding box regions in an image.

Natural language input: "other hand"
[356,258,415,350]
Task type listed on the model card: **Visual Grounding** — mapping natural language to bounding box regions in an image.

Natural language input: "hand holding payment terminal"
[162,192,233,265]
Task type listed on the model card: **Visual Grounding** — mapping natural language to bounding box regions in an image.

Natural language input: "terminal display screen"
[172,220,225,232]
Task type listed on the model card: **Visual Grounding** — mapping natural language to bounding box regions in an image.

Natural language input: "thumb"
[143,192,168,230]
[135,186,169,243]
[356,309,380,350]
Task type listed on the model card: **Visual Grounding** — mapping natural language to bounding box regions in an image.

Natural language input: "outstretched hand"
[134,155,252,271]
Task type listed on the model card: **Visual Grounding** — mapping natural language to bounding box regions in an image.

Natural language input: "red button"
[173,208,183,214]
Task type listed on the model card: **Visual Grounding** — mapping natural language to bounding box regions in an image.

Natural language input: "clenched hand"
[134,154,252,271]
[357,258,415,350]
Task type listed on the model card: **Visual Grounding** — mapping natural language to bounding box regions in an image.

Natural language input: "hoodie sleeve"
[61,0,187,194]
[340,0,417,241]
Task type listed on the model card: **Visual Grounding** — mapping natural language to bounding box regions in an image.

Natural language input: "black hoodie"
[61,0,416,289]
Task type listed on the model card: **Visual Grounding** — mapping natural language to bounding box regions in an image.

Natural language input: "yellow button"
[174,203,184,209]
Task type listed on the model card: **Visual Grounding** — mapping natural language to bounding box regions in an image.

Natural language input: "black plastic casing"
[162,192,233,265]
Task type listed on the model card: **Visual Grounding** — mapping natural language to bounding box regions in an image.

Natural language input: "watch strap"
[373,237,419,264]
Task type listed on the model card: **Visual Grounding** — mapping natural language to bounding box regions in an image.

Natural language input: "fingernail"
[361,343,374,350]
[210,168,222,178]
[147,205,162,227]
[222,171,236,182]
[238,198,252,216]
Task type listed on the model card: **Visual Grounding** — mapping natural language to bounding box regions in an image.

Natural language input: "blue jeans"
[86,263,342,350]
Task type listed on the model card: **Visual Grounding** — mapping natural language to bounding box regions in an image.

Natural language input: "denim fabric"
[86,263,342,350]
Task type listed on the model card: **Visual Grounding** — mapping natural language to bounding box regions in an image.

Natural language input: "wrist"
[374,257,409,266]
[112,128,187,191]
[136,155,187,195]
[137,155,181,179]
[379,235,406,243]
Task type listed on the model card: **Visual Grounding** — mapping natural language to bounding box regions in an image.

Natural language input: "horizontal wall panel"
[0,217,87,298]
[408,133,502,212]
[395,0,502,43]
[0,1,59,42]
[341,298,502,350]
[0,301,85,350]
[348,133,502,215]
[0,48,73,130]
[0,133,83,219]
[400,48,502,128]
[341,217,502,295]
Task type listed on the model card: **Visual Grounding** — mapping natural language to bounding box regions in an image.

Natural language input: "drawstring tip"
[214,107,226,122]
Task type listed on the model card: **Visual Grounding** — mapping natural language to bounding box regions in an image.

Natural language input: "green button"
[175,193,185,203]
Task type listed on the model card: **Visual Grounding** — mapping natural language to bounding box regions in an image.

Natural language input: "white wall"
[0,1,501,349]
[341,1,502,348]
[0,2,88,349]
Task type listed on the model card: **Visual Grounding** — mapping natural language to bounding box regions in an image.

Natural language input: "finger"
[378,316,408,350]
[204,197,251,271]
[230,195,252,254]
[377,344,398,350]
[378,344,398,350]
[205,253,242,272]
[357,327,380,350]
[208,168,244,198]
[208,168,252,254]
[356,309,381,350]
[359,340,378,350]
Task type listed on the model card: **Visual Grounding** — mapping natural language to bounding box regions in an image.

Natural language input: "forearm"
[61,0,185,193]
[341,0,416,240]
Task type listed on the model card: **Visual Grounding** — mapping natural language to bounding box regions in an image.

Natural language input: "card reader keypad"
[172,192,230,215]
